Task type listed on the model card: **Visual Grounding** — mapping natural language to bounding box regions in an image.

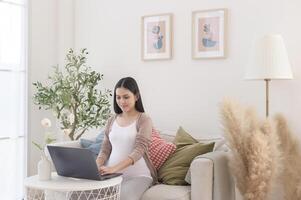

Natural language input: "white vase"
[38,154,51,181]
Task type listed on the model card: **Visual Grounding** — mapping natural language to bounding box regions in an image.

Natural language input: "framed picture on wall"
[141,13,172,61]
[192,9,226,59]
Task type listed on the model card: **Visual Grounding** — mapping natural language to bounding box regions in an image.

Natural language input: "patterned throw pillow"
[149,129,176,170]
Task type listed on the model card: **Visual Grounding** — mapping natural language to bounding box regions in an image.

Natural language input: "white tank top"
[106,120,152,179]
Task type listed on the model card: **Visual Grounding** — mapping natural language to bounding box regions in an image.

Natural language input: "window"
[0,0,27,199]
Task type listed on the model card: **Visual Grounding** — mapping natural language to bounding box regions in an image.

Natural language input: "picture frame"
[192,9,226,59]
[141,13,172,61]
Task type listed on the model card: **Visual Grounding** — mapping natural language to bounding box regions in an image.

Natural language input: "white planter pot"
[38,154,51,181]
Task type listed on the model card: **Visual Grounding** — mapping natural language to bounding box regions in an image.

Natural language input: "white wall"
[28,0,74,176]
[28,0,301,198]
[73,0,301,138]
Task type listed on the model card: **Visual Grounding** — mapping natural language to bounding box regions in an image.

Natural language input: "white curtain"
[0,0,27,199]
[0,139,25,199]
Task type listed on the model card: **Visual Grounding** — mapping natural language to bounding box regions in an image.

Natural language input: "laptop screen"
[47,146,101,180]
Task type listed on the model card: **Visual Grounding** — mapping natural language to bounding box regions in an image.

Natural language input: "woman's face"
[115,87,138,113]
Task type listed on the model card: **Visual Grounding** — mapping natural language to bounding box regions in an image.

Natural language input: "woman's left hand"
[99,166,118,175]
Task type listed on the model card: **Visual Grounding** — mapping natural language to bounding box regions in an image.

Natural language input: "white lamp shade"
[245,34,293,80]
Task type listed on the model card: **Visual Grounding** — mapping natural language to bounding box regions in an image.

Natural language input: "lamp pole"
[264,79,270,118]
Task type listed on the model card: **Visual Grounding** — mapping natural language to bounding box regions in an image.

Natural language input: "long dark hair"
[113,77,145,114]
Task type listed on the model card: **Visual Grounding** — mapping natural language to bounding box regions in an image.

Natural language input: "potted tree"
[33,49,112,140]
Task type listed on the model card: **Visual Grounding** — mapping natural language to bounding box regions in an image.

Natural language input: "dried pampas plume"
[220,99,281,200]
[274,114,301,200]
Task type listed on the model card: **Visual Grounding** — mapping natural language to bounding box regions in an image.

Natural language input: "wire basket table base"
[26,184,121,200]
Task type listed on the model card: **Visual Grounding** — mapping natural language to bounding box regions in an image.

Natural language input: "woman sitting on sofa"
[96,77,157,200]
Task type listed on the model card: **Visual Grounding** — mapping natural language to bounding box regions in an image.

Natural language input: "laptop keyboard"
[99,173,122,180]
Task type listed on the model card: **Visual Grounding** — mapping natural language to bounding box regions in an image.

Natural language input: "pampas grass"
[221,99,281,200]
[274,114,301,200]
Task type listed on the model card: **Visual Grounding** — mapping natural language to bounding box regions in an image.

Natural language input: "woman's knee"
[120,177,152,200]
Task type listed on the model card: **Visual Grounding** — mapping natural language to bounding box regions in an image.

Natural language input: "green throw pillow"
[173,126,199,148]
[158,126,215,185]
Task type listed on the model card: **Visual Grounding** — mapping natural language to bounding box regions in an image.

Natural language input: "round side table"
[24,172,122,200]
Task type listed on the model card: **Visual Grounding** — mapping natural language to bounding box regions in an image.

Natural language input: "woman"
[96,77,157,200]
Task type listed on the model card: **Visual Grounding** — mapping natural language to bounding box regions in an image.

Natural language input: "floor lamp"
[245,34,293,118]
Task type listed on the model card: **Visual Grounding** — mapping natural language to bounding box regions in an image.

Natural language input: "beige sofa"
[50,132,235,200]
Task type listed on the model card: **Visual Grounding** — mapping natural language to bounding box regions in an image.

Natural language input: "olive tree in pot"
[33,49,112,140]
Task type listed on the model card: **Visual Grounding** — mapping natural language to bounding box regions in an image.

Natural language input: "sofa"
[49,131,235,200]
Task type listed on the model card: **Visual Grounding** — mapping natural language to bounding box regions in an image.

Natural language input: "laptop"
[47,145,122,181]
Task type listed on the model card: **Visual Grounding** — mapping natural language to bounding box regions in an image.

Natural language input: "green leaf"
[32,141,43,151]
[45,138,56,144]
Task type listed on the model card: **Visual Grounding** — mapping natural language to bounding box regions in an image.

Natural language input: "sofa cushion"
[149,129,176,170]
[160,130,177,142]
[158,127,215,185]
[141,184,191,200]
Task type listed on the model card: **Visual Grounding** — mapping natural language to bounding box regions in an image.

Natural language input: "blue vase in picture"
[153,38,163,49]
[202,38,217,47]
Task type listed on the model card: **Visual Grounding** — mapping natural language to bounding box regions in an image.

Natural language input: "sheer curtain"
[0,0,27,199]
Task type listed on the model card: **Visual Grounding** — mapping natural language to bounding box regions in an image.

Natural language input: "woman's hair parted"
[113,77,145,114]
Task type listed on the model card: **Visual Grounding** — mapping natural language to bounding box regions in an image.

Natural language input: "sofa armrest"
[187,151,235,200]
[189,156,213,200]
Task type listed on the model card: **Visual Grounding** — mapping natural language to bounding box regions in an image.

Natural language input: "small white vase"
[38,154,51,181]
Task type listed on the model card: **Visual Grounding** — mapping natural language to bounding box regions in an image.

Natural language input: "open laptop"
[47,145,122,181]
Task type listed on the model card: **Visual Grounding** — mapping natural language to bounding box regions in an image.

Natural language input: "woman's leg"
[120,176,152,200]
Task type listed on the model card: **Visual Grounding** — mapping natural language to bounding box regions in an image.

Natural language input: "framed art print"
[192,9,226,59]
[141,13,172,61]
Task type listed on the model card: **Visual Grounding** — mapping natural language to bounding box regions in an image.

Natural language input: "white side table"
[24,172,122,200]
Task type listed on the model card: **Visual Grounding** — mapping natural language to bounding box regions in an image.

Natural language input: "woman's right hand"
[99,166,118,175]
